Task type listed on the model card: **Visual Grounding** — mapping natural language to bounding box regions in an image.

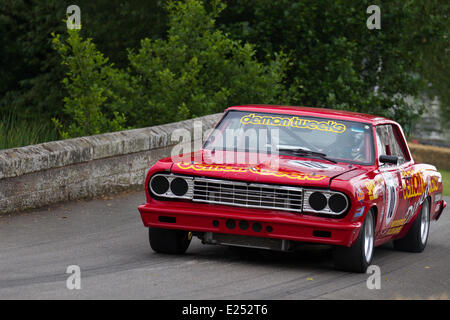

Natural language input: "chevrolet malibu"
[138,105,446,272]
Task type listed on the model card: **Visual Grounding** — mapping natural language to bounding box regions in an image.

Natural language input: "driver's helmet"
[338,128,365,161]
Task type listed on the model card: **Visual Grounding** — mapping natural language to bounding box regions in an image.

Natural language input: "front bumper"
[138,200,362,247]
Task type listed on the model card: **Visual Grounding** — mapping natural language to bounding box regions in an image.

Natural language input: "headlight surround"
[303,189,349,216]
[149,174,193,199]
[328,193,347,213]
[308,191,327,211]
[150,175,169,195]
[170,177,189,196]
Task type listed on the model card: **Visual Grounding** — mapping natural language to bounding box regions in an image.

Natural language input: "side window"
[390,125,410,163]
[375,125,407,165]
[375,125,390,156]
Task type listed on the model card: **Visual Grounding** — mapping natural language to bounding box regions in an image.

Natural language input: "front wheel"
[393,199,430,252]
[148,227,191,254]
[333,210,375,273]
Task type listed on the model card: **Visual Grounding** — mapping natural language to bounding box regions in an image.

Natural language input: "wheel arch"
[368,205,378,229]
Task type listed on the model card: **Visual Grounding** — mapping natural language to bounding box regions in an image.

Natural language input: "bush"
[52,30,131,138]
[52,0,289,137]
[217,0,450,130]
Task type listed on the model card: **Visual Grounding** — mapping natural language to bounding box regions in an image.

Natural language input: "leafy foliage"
[126,0,288,127]
[217,0,448,131]
[52,30,130,138]
[0,0,448,144]
[52,0,288,135]
[0,0,167,122]
[0,0,67,120]
[402,0,449,124]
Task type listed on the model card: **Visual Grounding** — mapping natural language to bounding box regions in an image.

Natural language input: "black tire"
[148,227,191,254]
[333,210,375,273]
[393,198,430,253]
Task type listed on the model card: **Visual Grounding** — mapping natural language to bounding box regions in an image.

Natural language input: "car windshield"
[204,110,375,165]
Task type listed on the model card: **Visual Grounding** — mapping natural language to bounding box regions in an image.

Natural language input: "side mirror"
[379,155,398,165]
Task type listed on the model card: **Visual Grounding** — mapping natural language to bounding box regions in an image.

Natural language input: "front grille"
[193,177,303,212]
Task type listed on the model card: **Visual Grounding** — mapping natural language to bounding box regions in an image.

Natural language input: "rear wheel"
[333,210,375,273]
[148,227,191,254]
[393,199,430,252]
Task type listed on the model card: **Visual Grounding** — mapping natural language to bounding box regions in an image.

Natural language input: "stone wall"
[411,97,450,147]
[0,113,222,214]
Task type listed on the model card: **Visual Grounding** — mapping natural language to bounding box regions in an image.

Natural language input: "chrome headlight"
[149,174,194,199]
[303,189,349,215]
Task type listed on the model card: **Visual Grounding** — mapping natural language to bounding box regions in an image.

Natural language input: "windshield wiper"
[278,147,337,164]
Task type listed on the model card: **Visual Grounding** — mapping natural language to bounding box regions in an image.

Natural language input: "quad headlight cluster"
[149,174,193,199]
[303,189,349,215]
[149,173,349,216]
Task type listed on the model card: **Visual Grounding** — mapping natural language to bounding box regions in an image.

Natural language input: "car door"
[375,124,410,236]
[387,123,427,224]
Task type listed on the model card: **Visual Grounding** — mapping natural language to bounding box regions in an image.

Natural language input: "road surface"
[0,192,448,299]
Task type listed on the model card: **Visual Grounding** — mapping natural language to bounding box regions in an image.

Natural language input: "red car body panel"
[138,105,446,248]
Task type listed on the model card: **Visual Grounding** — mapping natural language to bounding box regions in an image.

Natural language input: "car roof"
[226,105,394,125]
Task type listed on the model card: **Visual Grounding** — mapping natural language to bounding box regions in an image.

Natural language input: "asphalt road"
[0,192,448,300]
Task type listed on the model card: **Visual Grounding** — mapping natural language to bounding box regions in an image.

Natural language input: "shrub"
[51,0,289,137]
[52,29,133,138]
[127,0,288,127]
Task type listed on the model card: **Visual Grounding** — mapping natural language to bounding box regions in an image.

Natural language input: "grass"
[439,170,450,197]
[0,112,58,150]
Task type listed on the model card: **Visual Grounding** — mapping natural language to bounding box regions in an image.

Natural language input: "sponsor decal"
[386,218,405,235]
[364,180,383,200]
[249,166,327,181]
[176,163,247,173]
[176,163,327,181]
[386,226,403,235]
[390,218,405,227]
[354,206,365,218]
[240,113,346,133]
[356,187,365,203]
[401,169,427,199]
[430,176,439,193]
[404,177,430,223]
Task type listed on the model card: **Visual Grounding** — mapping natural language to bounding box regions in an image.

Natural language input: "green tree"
[2,0,447,143]
[127,0,288,126]
[0,0,168,122]
[52,0,289,136]
[52,30,130,138]
[0,1,67,120]
[402,0,449,124]
[217,0,449,131]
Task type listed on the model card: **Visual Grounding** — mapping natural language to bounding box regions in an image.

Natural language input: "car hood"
[169,150,356,188]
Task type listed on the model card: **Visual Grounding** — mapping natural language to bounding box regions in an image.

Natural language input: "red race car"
[138,105,446,272]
